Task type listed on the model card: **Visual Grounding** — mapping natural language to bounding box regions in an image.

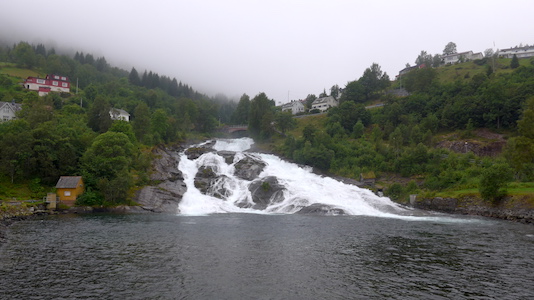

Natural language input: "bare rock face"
[248,176,286,209]
[234,154,266,181]
[134,145,186,213]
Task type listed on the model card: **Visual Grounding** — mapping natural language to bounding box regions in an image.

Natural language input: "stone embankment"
[414,196,534,224]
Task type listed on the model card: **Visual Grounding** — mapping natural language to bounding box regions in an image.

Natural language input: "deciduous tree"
[443,42,457,55]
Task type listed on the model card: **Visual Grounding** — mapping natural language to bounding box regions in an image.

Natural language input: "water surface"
[1,213,533,299]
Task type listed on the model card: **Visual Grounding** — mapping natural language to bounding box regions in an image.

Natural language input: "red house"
[24,74,70,96]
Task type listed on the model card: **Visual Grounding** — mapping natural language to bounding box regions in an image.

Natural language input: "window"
[52,81,58,86]
[36,79,45,84]
[64,191,71,196]
[62,82,68,87]
[61,76,66,80]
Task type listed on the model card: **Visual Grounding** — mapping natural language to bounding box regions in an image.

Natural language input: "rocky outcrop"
[296,203,347,215]
[234,154,266,180]
[184,141,216,159]
[217,151,236,164]
[248,176,286,209]
[414,196,534,224]
[194,166,231,199]
[134,144,187,213]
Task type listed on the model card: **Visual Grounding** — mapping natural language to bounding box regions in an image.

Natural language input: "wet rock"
[185,147,214,160]
[217,151,236,164]
[248,176,286,209]
[296,203,347,215]
[194,166,231,199]
[234,154,266,180]
[134,144,187,213]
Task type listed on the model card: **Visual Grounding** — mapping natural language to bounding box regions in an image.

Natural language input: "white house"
[109,108,130,122]
[312,96,338,112]
[498,46,534,59]
[280,100,305,115]
[23,74,70,96]
[441,51,483,64]
[0,101,22,122]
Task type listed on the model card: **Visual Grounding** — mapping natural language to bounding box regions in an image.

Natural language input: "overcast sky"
[1,0,533,104]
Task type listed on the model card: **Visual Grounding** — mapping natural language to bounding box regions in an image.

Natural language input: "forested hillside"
[0,41,238,205]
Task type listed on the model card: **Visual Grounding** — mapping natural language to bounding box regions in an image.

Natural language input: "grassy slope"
[0,63,43,79]
[437,57,531,83]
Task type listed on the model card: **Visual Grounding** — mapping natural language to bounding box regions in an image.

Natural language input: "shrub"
[479,163,513,202]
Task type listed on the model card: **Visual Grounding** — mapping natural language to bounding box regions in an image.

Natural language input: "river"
[1,138,533,299]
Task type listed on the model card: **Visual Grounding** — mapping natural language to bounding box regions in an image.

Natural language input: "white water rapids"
[177,138,414,217]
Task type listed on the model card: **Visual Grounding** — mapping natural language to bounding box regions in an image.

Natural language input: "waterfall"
[177,138,409,216]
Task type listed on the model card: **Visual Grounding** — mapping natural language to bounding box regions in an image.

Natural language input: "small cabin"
[55,176,84,206]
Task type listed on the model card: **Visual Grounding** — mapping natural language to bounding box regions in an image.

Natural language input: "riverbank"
[414,195,534,224]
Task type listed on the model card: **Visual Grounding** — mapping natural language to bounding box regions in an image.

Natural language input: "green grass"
[0,178,53,200]
[436,57,533,84]
[0,63,43,79]
[436,183,534,198]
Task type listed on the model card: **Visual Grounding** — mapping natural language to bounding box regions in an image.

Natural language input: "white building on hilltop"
[280,100,305,115]
[498,46,534,59]
[311,96,338,112]
[441,51,483,64]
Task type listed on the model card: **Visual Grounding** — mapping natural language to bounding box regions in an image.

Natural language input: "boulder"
[217,150,236,164]
[184,147,213,160]
[234,154,266,180]
[296,203,347,215]
[248,176,286,209]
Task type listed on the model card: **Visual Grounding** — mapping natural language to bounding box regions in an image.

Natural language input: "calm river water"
[1,213,533,299]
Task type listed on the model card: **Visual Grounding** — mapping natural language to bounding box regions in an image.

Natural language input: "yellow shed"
[55,176,84,206]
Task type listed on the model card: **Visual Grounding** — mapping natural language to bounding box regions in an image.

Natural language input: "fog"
[1,0,532,103]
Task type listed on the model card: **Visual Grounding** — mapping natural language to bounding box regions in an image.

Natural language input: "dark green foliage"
[385,183,404,201]
[402,67,437,93]
[232,94,250,124]
[128,67,141,86]
[87,95,112,133]
[339,80,365,103]
[352,120,364,139]
[275,111,296,134]
[328,101,371,132]
[248,92,275,139]
[358,63,390,100]
[511,54,519,69]
[479,163,513,202]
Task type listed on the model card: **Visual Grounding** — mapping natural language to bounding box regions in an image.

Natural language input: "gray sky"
[1,0,533,104]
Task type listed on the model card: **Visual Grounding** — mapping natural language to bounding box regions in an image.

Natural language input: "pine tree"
[511,54,519,69]
[128,67,141,86]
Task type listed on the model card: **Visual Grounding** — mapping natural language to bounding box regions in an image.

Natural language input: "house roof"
[110,108,130,116]
[312,96,336,105]
[56,176,82,188]
[440,50,474,59]
[0,101,22,112]
[280,101,303,109]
